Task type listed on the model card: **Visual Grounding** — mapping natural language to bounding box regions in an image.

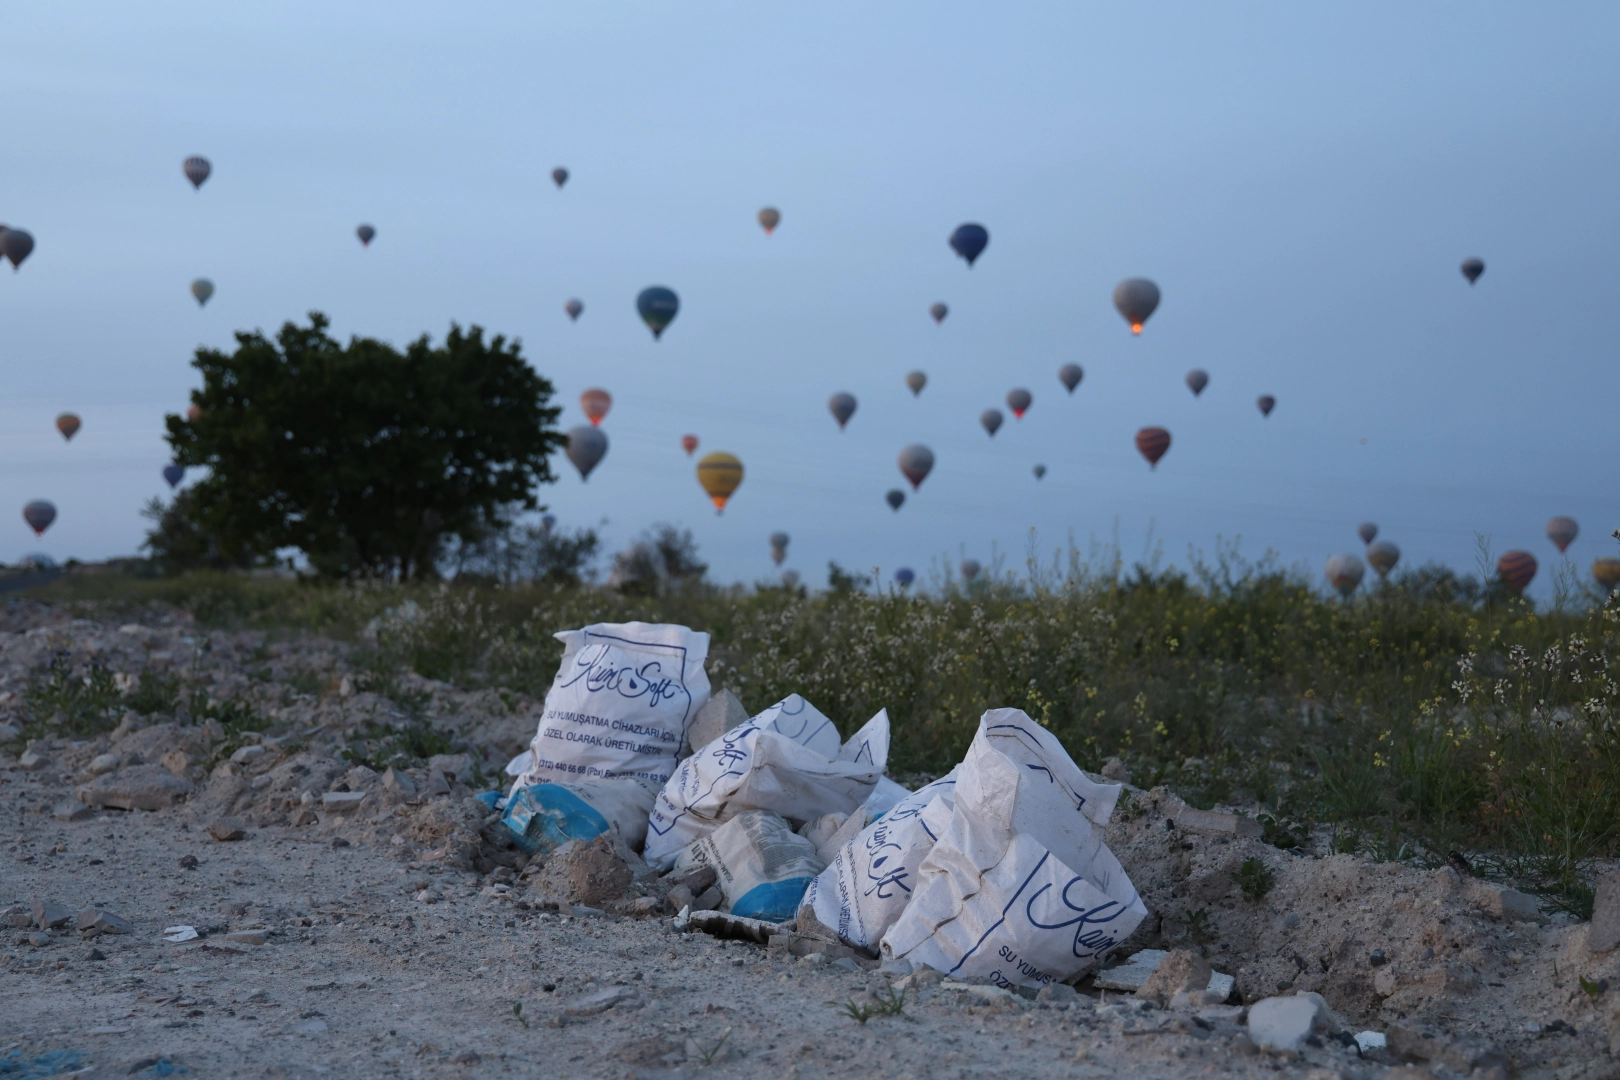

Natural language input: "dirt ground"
[4,599,1620,1079]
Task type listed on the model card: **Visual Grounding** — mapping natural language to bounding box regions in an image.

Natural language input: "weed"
[1257,812,1309,850]
[828,983,907,1024]
[1579,975,1608,999]
[691,1028,731,1066]
[24,654,124,735]
[1185,908,1213,944]
[124,670,181,716]
[510,1002,528,1029]
[1232,858,1275,901]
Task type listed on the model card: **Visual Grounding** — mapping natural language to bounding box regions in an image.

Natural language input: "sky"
[3,2,1618,596]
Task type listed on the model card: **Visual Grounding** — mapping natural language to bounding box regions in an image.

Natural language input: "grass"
[20,535,1620,910]
[827,983,908,1023]
[1232,858,1276,901]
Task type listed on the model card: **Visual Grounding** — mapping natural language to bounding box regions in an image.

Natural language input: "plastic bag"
[673,809,826,922]
[642,694,889,870]
[501,777,659,856]
[879,710,1147,988]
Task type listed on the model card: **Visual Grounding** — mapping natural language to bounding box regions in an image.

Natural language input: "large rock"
[76,765,192,811]
[683,689,749,756]
[76,908,133,936]
[1135,949,1212,1006]
[1247,995,1321,1053]
[533,835,632,907]
[1588,871,1620,953]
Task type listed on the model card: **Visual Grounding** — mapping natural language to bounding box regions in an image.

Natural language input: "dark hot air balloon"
[886,489,905,511]
[552,168,569,188]
[565,298,584,321]
[960,559,981,581]
[949,224,988,267]
[980,410,1003,437]
[637,287,679,340]
[1113,278,1160,334]
[898,445,934,490]
[697,452,744,513]
[1325,554,1365,597]
[1593,558,1620,592]
[580,388,612,426]
[1546,516,1578,553]
[2,229,35,270]
[894,567,915,587]
[1135,427,1170,469]
[182,156,211,189]
[566,426,607,480]
[356,224,376,246]
[56,414,81,441]
[1185,370,1208,396]
[1058,364,1083,393]
[162,464,185,489]
[541,513,557,531]
[1357,522,1378,546]
[929,303,948,324]
[905,371,927,396]
[1032,464,1046,480]
[1460,258,1484,284]
[191,279,214,306]
[828,393,857,430]
[22,500,55,536]
[769,532,789,566]
[758,207,780,234]
[1497,551,1537,594]
[681,434,698,456]
[1366,541,1400,579]
[1257,395,1276,417]
[1006,389,1031,419]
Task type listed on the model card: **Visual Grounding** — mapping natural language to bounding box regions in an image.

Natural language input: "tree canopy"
[164,312,563,578]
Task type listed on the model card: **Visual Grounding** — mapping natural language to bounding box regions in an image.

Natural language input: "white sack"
[879,709,1147,989]
[673,809,826,922]
[864,775,913,819]
[642,695,889,869]
[514,622,710,793]
[800,770,958,950]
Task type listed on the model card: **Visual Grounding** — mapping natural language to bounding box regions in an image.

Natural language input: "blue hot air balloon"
[637,287,679,340]
[162,464,185,489]
[949,224,988,267]
[894,567,915,587]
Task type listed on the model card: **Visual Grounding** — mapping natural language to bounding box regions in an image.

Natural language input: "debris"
[84,947,106,961]
[1464,879,1545,923]
[672,809,825,921]
[766,931,872,965]
[381,766,415,795]
[163,925,199,943]
[1093,950,1235,1000]
[1100,756,1131,783]
[1446,850,1472,876]
[224,929,269,945]
[160,749,191,777]
[18,747,50,771]
[1148,789,1264,838]
[321,791,367,812]
[1588,871,1620,952]
[1354,1031,1387,1052]
[0,721,19,742]
[532,834,633,908]
[502,777,657,856]
[564,985,642,1016]
[230,744,267,765]
[1036,982,1082,1006]
[52,800,92,822]
[76,765,193,811]
[208,817,246,842]
[76,907,134,936]
[87,752,122,775]
[1246,994,1321,1054]
[32,899,74,929]
[687,909,784,945]
[1135,948,1213,1006]
[683,687,750,757]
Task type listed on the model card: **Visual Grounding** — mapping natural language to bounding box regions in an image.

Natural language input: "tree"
[164,313,564,579]
[139,492,257,575]
[444,515,601,586]
[609,524,708,595]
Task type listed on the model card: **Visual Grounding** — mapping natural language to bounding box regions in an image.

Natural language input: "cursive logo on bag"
[560,644,688,710]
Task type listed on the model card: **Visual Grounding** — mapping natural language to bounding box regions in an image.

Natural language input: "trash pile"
[498,620,1148,990]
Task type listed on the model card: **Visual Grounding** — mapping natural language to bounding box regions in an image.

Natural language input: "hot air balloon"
[1006,389,1031,419]
[1592,558,1620,592]
[769,532,789,565]
[1185,370,1208,397]
[56,414,81,442]
[949,224,988,267]
[1257,395,1276,417]
[637,287,679,340]
[580,388,612,426]
[898,445,934,490]
[356,224,376,247]
[894,567,915,587]
[22,500,55,536]
[1367,541,1400,579]
[162,464,185,489]
[541,513,557,531]
[1058,364,1083,394]
[782,569,800,588]
[828,393,857,430]
[758,207,780,234]
[1357,522,1378,546]
[771,548,786,566]
[191,279,214,306]
[929,303,948,324]
[906,371,927,397]
[1497,551,1537,595]
[565,298,584,321]
[1113,278,1160,334]
[2,229,35,270]
[1135,427,1171,469]
[960,559,981,581]
[1546,516,1579,553]
[566,426,608,481]
[1325,554,1365,597]
[1460,258,1484,285]
[697,452,744,513]
[186,405,202,423]
[885,489,905,511]
[552,168,569,188]
[681,434,699,456]
[980,409,1003,437]
[182,156,211,189]
[1032,464,1046,480]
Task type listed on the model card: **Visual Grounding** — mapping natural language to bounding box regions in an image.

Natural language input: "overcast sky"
[4,2,1617,596]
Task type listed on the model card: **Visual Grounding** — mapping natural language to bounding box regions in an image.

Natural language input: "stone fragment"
[87,752,122,776]
[18,747,50,771]
[178,854,199,869]
[691,886,722,912]
[1137,949,1212,1006]
[290,1018,328,1034]
[76,908,134,936]
[1036,982,1082,1006]
[564,985,640,1016]
[1247,995,1321,1053]
[416,889,441,905]
[1171,804,1263,839]
[533,835,632,908]
[230,744,267,765]
[292,808,319,827]
[684,688,750,756]
[208,817,246,842]
[84,947,106,961]
[25,931,51,947]
[425,771,451,798]
[0,721,20,742]
[321,791,367,811]
[224,929,269,945]
[766,932,872,965]
[160,749,191,777]
[667,885,696,912]
[1354,1031,1387,1053]
[2,904,30,928]
[53,800,92,822]
[427,753,472,784]
[1093,949,1235,1000]
[33,900,74,929]
[77,765,193,811]
[1586,871,1620,952]
[1464,879,1546,923]
[381,767,416,795]
[1100,757,1131,783]
[673,865,719,894]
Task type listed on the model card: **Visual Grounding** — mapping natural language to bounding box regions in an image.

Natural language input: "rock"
[230,744,267,765]
[690,886,722,912]
[533,835,632,908]
[292,808,319,827]
[290,1018,328,1034]
[684,688,750,756]
[33,900,74,929]
[76,907,134,936]
[673,865,719,894]
[1464,879,1545,923]
[25,931,51,947]
[1247,995,1320,1054]
[1036,982,1082,1006]
[416,889,442,904]
[1171,805,1262,839]
[427,753,473,784]
[77,765,193,811]
[447,1051,480,1066]
[667,885,696,912]
[1136,949,1212,1006]
[178,854,199,870]
[53,800,92,822]
[564,985,640,1016]
[160,749,192,777]
[0,721,20,742]
[86,752,122,776]
[766,931,872,965]
[381,767,416,795]
[18,747,50,771]
[3,904,31,928]
[84,947,106,961]
[425,771,451,798]
[208,817,247,842]
[1094,949,1235,1000]
[1354,1031,1387,1053]
[224,929,269,945]
[321,791,367,812]
[1386,1022,1505,1072]
[1100,757,1131,783]
[1588,871,1620,952]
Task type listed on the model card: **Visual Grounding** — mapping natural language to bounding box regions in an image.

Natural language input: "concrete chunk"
[1136,949,1212,1006]
[18,747,50,771]
[381,766,415,795]
[1247,995,1320,1053]
[53,800,92,822]
[1094,949,1235,1000]
[563,985,639,1015]
[208,817,247,841]
[1464,879,1546,923]
[33,900,74,929]
[76,907,134,936]
[321,791,367,811]
[77,765,192,811]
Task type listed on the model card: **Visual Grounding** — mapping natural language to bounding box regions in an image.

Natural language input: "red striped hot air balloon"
[580,388,611,426]
[1135,427,1171,469]
[1497,551,1537,595]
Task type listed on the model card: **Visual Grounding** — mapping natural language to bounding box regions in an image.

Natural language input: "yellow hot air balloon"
[696,452,744,514]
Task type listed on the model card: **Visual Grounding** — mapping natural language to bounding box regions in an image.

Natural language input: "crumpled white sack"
[642,694,889,870]
[673,809,826,922]
[879,709,1147,988]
